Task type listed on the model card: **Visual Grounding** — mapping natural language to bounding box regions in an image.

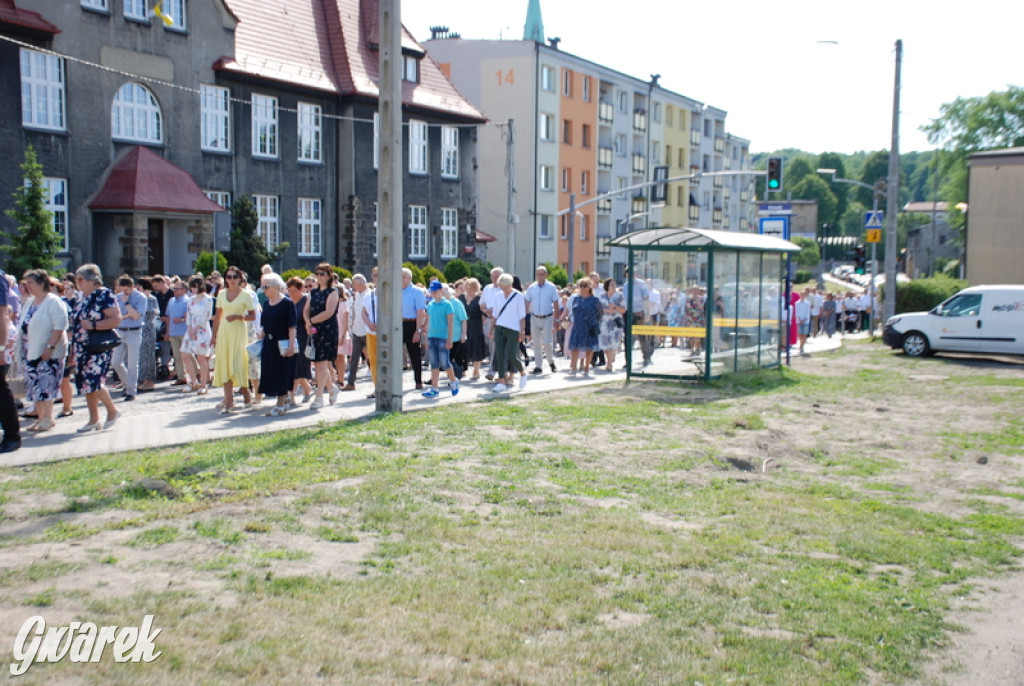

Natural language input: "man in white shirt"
[811,289,823,336]
[859,289,873,332]
[361,281,379,399]
[342,274,370,391]
[624,267,652,367]
[524,266,561,374]
[480,267,503,380]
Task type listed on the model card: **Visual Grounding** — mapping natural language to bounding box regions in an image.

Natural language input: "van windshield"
[938,293,982,317]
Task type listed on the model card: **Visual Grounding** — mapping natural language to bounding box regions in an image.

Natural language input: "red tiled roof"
[218,0,483,121]
[0,0,60,35]
[89,147,226,214]
[475,230,498,243]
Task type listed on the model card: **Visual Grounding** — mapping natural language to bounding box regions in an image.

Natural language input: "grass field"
[1,341,1022,684]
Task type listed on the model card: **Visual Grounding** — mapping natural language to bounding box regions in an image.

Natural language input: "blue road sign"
[865,211,884,229]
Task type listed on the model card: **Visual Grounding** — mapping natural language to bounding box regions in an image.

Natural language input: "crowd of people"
[0,260,870,455]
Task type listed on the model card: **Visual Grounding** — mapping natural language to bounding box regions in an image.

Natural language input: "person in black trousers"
[0,271,21,453]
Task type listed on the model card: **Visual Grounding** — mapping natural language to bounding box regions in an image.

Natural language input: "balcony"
[688,205,700,223]
[712,209,723,226]
[690,129,700,147]
[714,137,725,154]
[632,110,647,133]
[597,197,612,214]
[598,101,614,125]
[598,146,613,170]
[631,154,647,175]
[712,176,723,189]
[631,196,647,214]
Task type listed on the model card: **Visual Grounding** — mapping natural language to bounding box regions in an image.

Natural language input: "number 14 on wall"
[494,69,515,85]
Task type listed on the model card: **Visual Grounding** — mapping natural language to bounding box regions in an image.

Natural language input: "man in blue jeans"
[0,270,21,453]
[421,280,458,398]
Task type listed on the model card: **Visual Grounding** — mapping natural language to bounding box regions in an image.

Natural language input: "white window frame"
[123,0,145,20]
[408,205,427,258]
[297,197,322,257]
[582,76,591,102]
[403,55,419,83]
[561,167,570,193]
[540,65,554,92]
[538,214,552,240]
[440,207,457,259]
[539,113,554,141]
[618,91,628,113]
[200,84,230,152]
[253,194,280,250]
[251,94,278,159]
[373,112,379,170]
[162,0,185,29]
[37,177,69,253]
[613,133,626,156]
[20,49,65,132]
[81,0,108,9]
[580,170,589,195]
[617,177,628,199]
[297,102,322,163]
[409,119,428,175]
[539,165,553,191]
[111,82,162,143]
[441,125,459,178]
[652,102,661,123]
[579,214,588,241]
[203,190,231,209]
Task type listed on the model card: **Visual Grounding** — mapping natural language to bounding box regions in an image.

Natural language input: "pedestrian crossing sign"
[866,228,882,243]
[864,211,884,229]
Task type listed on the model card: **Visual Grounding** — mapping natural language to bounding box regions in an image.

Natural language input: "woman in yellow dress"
[210,266,255,413]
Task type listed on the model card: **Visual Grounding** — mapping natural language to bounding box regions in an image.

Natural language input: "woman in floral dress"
[182,276,213,394]
[137,277,160,392]
[69,263,122,432]
[304,263,339,408]
[596,278,626,371]
[567,278,603,377]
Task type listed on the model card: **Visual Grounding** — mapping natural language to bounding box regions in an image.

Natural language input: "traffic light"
[854,245,866,274]
[766,157,783,191]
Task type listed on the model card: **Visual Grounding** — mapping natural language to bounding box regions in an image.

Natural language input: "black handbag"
[86,328,122,354]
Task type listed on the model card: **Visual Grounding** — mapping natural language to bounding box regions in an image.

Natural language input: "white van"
[883,285,1024,357]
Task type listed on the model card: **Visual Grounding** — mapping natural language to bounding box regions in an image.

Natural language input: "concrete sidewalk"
[1,332,848,468]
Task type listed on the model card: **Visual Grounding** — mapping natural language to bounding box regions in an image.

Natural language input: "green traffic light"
[768,180,780,189]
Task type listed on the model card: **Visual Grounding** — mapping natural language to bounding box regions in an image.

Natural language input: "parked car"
[883,285,1024,357]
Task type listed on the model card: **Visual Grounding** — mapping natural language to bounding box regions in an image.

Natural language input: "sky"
[402,0,1023,155]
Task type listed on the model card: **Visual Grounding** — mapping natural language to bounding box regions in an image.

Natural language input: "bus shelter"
[607,227,801,382]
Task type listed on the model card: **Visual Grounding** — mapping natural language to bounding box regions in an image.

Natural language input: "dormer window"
[403,55,419,83]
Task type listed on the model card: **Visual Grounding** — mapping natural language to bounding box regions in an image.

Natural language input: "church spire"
[523,0,544,43]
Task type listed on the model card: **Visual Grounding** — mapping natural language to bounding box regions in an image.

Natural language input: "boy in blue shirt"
[423,280,459,398]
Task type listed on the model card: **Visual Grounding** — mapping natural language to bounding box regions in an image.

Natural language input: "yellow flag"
[152,1,173,26]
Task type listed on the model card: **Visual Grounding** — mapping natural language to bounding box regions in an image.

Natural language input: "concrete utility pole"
[505,119,516,274]
[376,0,403,412]
[884,39,902,321]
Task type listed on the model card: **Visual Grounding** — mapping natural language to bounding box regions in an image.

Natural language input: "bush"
[195,251,227,276]
[893,275,967,314]
[544,263,568,288]
[281,268,311,282]
[791,237,821,267]
[468,261,494,285]
[443,259,471,283]
[421,264,445,285]
[332,266,353,282]
[403,262,424,286]
[794,269,813,284]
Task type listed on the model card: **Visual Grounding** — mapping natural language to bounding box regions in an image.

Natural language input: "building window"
[582,76,591,102]
[617,177,628,198]
[38,178,68,253]
[20,49,65,131]
[203,190,231,209]
[162,0,185,29]
[541,65,554,91]
[200,84,230,152]
[403,55,419,83]
[441,207,457,259]
[562,119,572,145]
[562,69,573,97]
[539,113,554,141]
[560,215,568,240]
[409,119,428,174]
[538,214,552,239]
[665,145,672,167]
[579,214,588,241]
[111,83,162,143]
[618,91,628,113]
[561,167,571,192]
[581,124,591,148]
[652,102,661,123]
[297,103,322,162]
[373,112,379,169]
[408,205,427,258]
[253,194,279,250]
[651,141,660,164]
[81,0,108,9]
[251,94,278,158]
[123,0,145,20]
[613,133,626,156]
[297,198,322,256]
[580,170,589,195]
[539,165,554,191]
[441,125,459,178]
[666,106,673,127]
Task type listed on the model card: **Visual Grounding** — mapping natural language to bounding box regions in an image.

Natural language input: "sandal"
[264,406,287,417]
[58,410,74,418]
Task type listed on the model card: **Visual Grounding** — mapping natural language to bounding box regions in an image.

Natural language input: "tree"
[543,262,568,288]
[443,258,471,283]
[3,144,61,275]
[223,194,289,277]
[195,251,227,275]
[784,156,815,191]
[789,174,838,228]
[816,152,849,218]
[790,236,821,267]
[856,150,890,207]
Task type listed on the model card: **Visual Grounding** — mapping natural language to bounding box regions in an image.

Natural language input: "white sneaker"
[492,383,508,393]
[518,375,528,389]
[310,398,324,409]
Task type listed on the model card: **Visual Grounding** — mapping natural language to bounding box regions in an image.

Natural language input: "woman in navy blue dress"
[303,263,339,408]
[567,278,603,377]
[70,264,122,432]
[258,274,297,416]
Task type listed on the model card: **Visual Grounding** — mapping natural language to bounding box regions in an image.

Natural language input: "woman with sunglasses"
[303,263,339,408]
[257,274,296,416]
[210,267,255,413]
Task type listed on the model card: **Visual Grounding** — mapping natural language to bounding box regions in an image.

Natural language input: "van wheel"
[902,331,931,357]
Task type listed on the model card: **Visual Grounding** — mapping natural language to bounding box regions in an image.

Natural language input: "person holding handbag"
[210,266,255,413]
[15,270,68,433]
[70,263,122,432]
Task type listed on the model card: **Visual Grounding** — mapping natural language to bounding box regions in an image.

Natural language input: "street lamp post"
[817,168,886,332]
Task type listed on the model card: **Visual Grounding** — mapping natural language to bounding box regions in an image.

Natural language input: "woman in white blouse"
[15,270,69,432]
